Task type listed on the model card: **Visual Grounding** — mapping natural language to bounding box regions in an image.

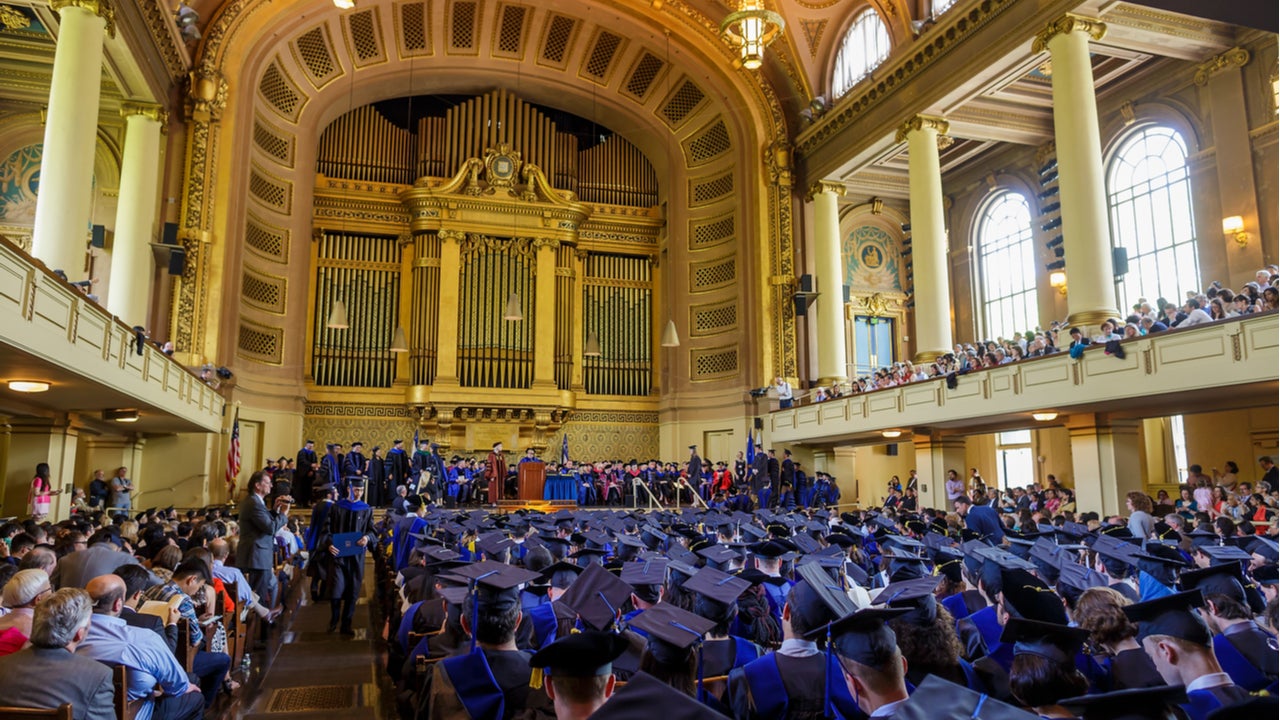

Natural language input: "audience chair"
[0,704,74,720]
[111,665,146,720]
[175,618,196,674]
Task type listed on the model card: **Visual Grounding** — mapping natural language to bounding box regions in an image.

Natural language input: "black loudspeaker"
[162,222,179,245]
[90,225,106,248]
[842,284,851,303]
[886,444,899,456]
[753,417,764,430]
[1113,247,1129,277]
[167,246,187,275]
[798,274,813,293]
[794,295,809,317]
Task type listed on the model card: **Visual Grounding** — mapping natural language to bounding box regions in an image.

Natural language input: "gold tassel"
[529,666,544,690]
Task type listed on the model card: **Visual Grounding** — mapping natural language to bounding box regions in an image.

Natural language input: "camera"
[748,387,770,398]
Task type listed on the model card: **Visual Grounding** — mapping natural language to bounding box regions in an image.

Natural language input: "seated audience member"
[0,568,51,641]
[80,574,204,720]
[0,587,115,720]
[112,563,180,653]
[142,558,234,707]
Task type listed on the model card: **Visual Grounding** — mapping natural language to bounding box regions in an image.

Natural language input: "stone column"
[31,0,113,280]
[532,238,558,387]
[434,229,464,387]
[107,103,166,325]
[831,445,858,507]
[1067,415,1141,516]
[807,181,848,387]
[913,433,966,512]
[1034,16,1118,327]
[897,116,953,362]
[3,419,80,520]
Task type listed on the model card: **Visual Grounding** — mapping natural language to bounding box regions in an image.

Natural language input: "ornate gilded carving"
[894,115,950,145]
[0,5,31,31]
[48,0,114,37]
[121,102,169,127]
[1032,14,1107,54]
[805,180,846,202]
[1193,47,1250,86]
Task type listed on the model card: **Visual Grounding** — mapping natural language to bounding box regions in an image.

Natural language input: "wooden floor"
[214,561,395,720]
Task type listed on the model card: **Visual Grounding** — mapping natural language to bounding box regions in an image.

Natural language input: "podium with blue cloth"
[543,474,575,501]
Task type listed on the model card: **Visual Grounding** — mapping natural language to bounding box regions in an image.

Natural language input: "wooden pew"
[0,705,73,719]
[111,665,147,720]
[175,618,196,674]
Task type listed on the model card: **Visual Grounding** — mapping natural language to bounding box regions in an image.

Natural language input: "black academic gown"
[296,447,318,506]
[728,651,849,720]
[366,455,387,507]
[319,498,376,604]
[1105,647,1164,690]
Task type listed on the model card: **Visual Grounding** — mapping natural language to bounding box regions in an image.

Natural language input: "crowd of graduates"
[363,478,1279,720]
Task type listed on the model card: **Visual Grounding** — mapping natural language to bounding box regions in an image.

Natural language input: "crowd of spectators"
[800,266,1279,404]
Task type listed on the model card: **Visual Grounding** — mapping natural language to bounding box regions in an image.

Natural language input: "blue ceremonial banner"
[413,427,419,449]
[561,434,569,465]
[746,429,755,466]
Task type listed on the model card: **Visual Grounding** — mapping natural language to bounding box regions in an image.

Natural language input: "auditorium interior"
[0,0,1276,522]
[1,1,1279,718]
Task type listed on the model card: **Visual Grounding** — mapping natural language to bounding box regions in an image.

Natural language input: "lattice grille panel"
[690,215,734,248]
[692,301,737,335]
[294,27,336,83]
[495,4,527,55]
[451,0,477,50]
[252,120,293,164]
[238,321,282,364]
[248,167,291,211]
[691,346,738,380]
[259,61,302,119]
[660,79,704,126]
[540,14,576,65]
[583,30,621,79]
[241,269,285,314]
[691,256,735,291]
[687,119,731,164]
[690,171,733,205]
[400,1,429,52]
[624,52,664,99]
[245,215,287,261]
[349,9,383,61]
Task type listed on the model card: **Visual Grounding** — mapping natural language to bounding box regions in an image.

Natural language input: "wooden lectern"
[517,461,546,501]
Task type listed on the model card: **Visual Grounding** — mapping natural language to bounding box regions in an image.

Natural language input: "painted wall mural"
[0,144,40,224]
[842,224,902,292]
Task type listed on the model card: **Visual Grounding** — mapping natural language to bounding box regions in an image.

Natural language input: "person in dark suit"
[50,528,140,590]
[766,450,781,508]
[956,493,1005,543]
[687,445,702,500]
[112,563,179,653]
[0,587,115,720]
[750,445,768,496]
[342,441,368,489]
[295,440,319,508]
[235,471,290,608]
[387,439,412,493]
[485,441,507,505]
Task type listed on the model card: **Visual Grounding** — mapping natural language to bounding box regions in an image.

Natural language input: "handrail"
[677,477,709,510]
[631,477,663,511]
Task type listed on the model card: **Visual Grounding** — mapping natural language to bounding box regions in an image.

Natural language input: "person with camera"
[235,471,291,610]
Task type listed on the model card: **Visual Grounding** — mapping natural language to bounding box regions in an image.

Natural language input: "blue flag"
[561,434,569,465]
[745,429,755,467]
[413,427,419,449]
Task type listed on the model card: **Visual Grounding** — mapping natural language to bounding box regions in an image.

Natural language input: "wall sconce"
[1032,411,1058,422]
[503,293,523,321]
[1222,215,1249,247]
[1049,270,1067,296]
[389,326,409,353]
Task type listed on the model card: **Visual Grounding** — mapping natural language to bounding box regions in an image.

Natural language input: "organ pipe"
[311,232,402,388]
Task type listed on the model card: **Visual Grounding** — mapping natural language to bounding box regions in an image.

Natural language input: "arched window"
[1106,125,1198,306]
[976,191,1038,338]
[932,0,958,14]
[832,9,891,98]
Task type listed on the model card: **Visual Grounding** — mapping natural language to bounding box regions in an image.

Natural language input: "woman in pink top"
[1192,478,1213,514]
[26,462,59,522]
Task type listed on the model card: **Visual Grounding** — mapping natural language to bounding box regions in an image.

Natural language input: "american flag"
[226,413,241,494]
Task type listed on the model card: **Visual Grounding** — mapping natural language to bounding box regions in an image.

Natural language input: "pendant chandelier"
[719,0,785,70]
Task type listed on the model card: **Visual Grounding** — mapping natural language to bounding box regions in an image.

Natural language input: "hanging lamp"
[389,326,409,352]
[503,292,524,321]
[661,319,680,347]
[326,300,350,329]
[584,331,602,357]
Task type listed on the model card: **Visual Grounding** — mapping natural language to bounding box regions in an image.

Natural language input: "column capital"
[1032,14,1106,54]
[438,228,465,243]
[805,180,846,202]
[1193,47,1250,86]
[532,237,560,251]
[120,102,169,127]
[894,115,949,145]
[49,0,113,37]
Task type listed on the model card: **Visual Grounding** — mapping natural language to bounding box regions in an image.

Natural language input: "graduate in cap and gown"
[875,575,988,693]
[1000,618,1092,718]
[823,606,912,719]
[388,439,412,492]
[526,630,630,719]
[306,483,337,600]
[728,561,864,720]
[427,560,547,720]
[1122,590,1252,720]
[680,566,763,690]
[319,476,376,634]
[1179,557,1278,692]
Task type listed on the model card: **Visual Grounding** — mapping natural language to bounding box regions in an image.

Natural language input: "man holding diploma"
[319,476,376,635]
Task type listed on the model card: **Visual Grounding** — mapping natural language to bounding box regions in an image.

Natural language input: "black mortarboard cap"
[894,675,1039,720]
[569,546,609,565]
[620,559,668,588]
[746,539,792,559]
[1055,562,1107,604]
[695,543,740,567]
[587,671,725,720]
[542,560,584,589]
[628,602,714,652]
[1092,534,1140,565]
[682,566,750,606]
[1059,686,1189,720]
[1177,562,1247,604]
[476,533,514,557]
[1121,589,1211,644]
[873,575,941,625]
[528,630,630,678]
[1196,544,1253,564]
[444,560,541,612]
[1000,617,1089,663]
[1000,568,1068,624]
[1253,565,1278,586]
[558,562,634,631]
[820,607,908,666]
